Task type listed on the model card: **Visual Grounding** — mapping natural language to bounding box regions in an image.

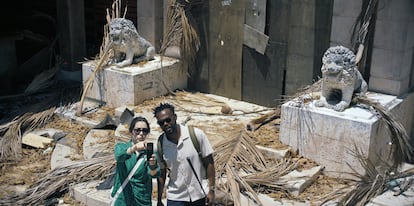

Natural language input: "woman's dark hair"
[153,103,175,117]
[129,116,150,133]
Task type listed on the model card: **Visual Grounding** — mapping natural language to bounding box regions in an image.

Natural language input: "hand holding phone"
[146,142,154,161]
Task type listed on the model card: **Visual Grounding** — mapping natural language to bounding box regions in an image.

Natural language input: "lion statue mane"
[314,46,368,112]
[109,18,155,67]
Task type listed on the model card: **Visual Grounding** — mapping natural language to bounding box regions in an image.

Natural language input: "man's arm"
[204,154,215,206]
[157,168,166,206]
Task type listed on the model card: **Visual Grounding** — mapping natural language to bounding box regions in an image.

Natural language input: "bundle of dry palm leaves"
[353,96,414,166]
[0,155,115,205]
[214,129,299,205]
[0,107,56,162]
[338,145,414,206]
[160,0,202,77]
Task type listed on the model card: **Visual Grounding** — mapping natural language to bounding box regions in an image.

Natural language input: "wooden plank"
[243,24,269,55]
[208,1,245,99]
[22,133,53,149]
[245,0,267,32]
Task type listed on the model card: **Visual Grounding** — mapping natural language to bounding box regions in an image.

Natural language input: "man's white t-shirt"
[160,124,214,202]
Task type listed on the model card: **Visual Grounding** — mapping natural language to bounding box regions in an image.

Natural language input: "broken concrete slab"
[50,142,78,170]
[70,180,111,206]
[255,145,291,160]
[71,179,166,206]
[83,129,114,160]
[280,166,323,196]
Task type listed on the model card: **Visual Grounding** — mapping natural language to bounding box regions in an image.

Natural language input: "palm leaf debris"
[214,129,302,205]
[339,145,414,206]
[0,107,56,162]
[0,155,115,205]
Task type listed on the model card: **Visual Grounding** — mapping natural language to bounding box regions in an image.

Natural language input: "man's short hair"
[153,103,175,117]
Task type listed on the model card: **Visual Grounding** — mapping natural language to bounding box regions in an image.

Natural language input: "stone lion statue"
[314,46,368,112]
[109,18,155,67]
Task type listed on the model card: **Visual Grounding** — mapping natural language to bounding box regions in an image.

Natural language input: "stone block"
[82,55,185,108]
[71,180,111,206]
[370,48,408,79]
[280,166,322,196]
[280,92,405,179]
[376,0,413,21]
[50,141,78,170]
[373,19,409,51]
[83,129,114,160]
[369,76,410,96]
[330,16,356,48]
[333,0,362,17]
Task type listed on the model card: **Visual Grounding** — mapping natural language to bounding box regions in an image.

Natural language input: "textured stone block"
[376,0,412,21]
[369,76,409,96]
[333,0,362,17]
[373,19,409,51]
[82,55,185,108]
[280,92,404,179]
[330,16,356,48]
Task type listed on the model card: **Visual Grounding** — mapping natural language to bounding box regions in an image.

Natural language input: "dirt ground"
[0,93,351,205]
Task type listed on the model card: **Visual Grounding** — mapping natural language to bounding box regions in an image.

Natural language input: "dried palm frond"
[353,96,414,167]
[160,0,201,76]
[174,91,227,108]
[0,107,56,162]
[0,155,115,205]
[242,158,297,194]
[339,144,414,206]
[214,130,268,205]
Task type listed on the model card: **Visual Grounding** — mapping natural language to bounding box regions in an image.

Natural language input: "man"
[154,103,215,206]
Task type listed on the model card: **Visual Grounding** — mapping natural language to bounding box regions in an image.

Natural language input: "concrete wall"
[369,0,414,96]
[137,0,164,52]
[330,0,362,48]
[285,0,332,95]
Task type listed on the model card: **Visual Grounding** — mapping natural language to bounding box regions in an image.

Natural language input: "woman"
[111,116,160,206]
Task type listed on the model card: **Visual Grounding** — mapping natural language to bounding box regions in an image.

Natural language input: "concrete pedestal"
[280,92,411,179]
[82,55,185,108]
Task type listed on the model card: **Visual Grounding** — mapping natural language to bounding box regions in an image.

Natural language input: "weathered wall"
[369,0,414,96]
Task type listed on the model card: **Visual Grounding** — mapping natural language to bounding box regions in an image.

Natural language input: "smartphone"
[146,142,154,161]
